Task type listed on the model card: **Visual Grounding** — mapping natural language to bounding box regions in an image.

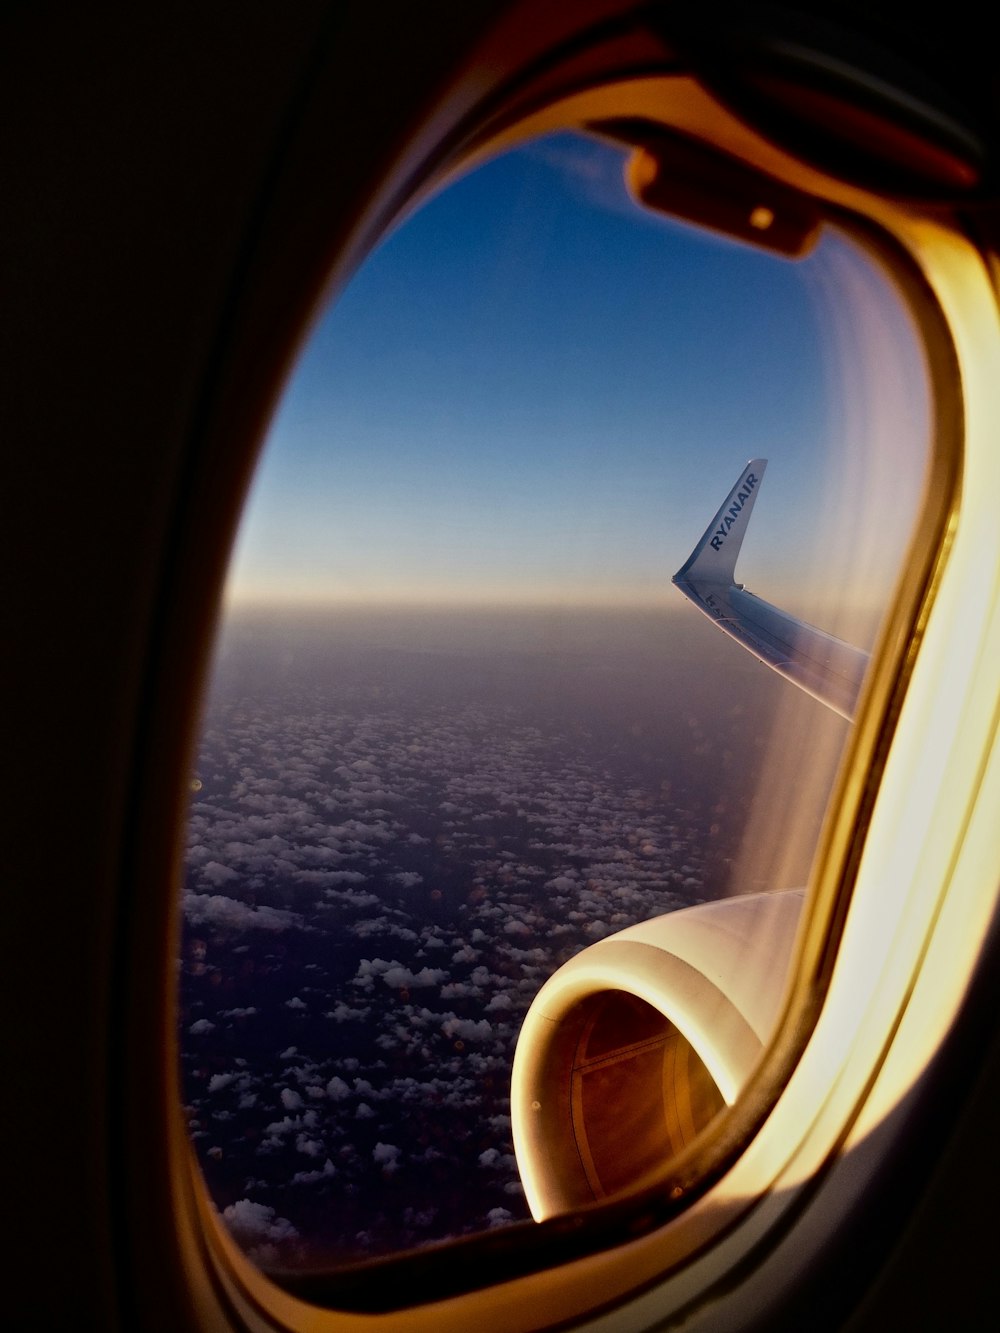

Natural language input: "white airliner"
[672,459,870,719]
[7,4,1000,1331]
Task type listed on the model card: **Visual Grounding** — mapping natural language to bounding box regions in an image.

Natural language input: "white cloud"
[372,1142,401,1173]
[263,1114,301,1137]
[323,870,369,885]
[381,965,447,990]
[223,1199,298,1244]
[441,1017,493,1042]
[392,871,423,888]
[325,1001,370,1023]
[183,891,300,932]
[201,860,239,886]
[291,1159,337,1185]
[503,919,531,937]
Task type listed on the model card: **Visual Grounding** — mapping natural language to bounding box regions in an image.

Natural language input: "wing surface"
[672,459,869,720]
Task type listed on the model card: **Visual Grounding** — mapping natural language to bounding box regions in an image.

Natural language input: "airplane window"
[178,131,930,1272]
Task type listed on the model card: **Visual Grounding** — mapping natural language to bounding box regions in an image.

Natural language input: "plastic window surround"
[122,28,994,1333]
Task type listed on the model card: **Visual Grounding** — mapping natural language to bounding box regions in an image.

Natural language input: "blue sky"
[227,132,929,621]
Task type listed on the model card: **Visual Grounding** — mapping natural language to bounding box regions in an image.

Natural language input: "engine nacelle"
[511,890,804,1220]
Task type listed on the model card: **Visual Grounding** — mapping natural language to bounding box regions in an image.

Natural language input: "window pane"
[179,132,930,1270]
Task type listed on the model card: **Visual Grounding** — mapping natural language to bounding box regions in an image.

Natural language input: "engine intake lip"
[512,890,804,1220]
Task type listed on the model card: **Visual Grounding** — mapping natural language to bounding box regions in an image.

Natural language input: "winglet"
[670,458,869,719]
[673,458,767,587]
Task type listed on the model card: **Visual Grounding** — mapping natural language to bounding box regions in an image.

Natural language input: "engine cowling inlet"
[510,890,804,1219]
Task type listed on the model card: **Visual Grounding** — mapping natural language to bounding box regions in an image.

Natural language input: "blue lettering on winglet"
[708,472,757,550]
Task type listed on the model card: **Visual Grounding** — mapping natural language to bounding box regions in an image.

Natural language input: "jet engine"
[511,890,803,1220]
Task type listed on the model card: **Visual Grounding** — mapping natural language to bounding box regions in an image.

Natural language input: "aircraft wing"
[672,459,869,720]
